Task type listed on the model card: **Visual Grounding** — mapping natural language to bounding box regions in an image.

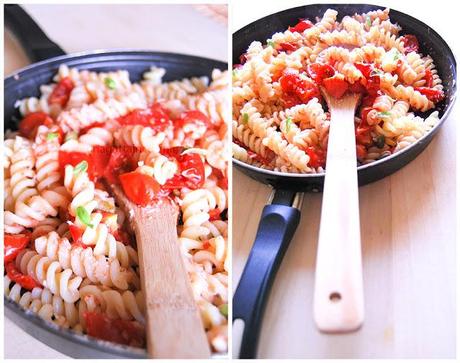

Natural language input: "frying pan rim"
[4,49,227,358]
[4,48,227,80]
[231,3,457,181]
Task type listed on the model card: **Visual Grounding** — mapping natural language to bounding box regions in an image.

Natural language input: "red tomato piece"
[58,150,92,175]
[355,124,373,146]
[356,144,368,160]
[19,112,54,139]
[360,106,374,124]
[209,208,221,221]
[279,71,320,106]
[306,63,335,83]
[79,122,106,135]
[84,312,146,348]
[48,77,74,107]
[117,103,171,132]
[414,87,445,103]
[401,34,419,54]
[348,81,366,94]
[279,42,298,52]
[6,262,42,290]
[239,53,248,65]
[322,76,349,99]
[354,62,373,79]
[119,172,162,207]
[217,176,228,190]
[113,229,133,246]
[161,147,205,190]
[68,223,87,248]
[4,232,31,263]
[289,19,314,33]
[176,110,212,129]
[423,69,433,88]
[305,146,326,168]
[361,94,378,108]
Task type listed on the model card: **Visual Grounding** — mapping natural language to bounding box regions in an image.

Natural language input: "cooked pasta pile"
[232,8,444,173]
[4,65,229,352]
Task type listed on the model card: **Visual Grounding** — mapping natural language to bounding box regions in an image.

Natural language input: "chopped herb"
[76,206,93,228]
[46,132,58,141]
[366,16,372,28]
[374,135,385,148]
[104,77,116,90]
[392,49,401,61]
[232,69,237,78]
[267,40,276,48]
[285,117,292,132]
[219,303,228,317]
[73,160,88,175]
[377,111,391,118]
[242,113,249,124]
[65,131,78,141]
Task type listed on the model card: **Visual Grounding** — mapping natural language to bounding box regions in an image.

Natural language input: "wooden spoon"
[109,184,211,358]
[313,89,365,333]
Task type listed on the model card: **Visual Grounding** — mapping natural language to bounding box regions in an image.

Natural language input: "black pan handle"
[4,4,66,62]
[233,189,303,358]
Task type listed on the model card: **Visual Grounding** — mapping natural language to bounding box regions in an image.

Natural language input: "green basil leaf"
[46,132,58,141]
[267,40,276,48]
[104,77,117,90]
[242,113,249,124]
[285,117,292,133]
[76,206,93,228]
[366,16,372,28]
[73,160,88,175]
[232,69,237,78]
[377,111,391,118]
[219,303,228,317]
[392,49,401,61]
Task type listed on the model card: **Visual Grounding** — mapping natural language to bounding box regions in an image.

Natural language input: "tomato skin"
[208,208,222,221]
[117,103,171,132]
[58,151,93,178]
[162,147,205,190]
[279,42,298,52]
[423,69,433,88]
[48,77,74,107]
[279,70,320,106]
[401,34,419,54]
[176,110,211,129]
[306,63,335,83]
[19,112,54,139]
[68,223,87,247]
[356,144,368,160]
[217,176,228,190]
[79,122,106,135]
[6,262,42,290]
[289,19,314,33]
[84,312,145,348]
[355,124,373,146]
[305,146,326,168]
[360,106,374,124]
[119,172,162,207]
[414,87,445,103]
[322,76,349,99]
[4,232,31,263]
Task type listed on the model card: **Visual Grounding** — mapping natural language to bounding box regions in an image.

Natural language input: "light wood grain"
[109,185,210,359]
[314,92,364,333]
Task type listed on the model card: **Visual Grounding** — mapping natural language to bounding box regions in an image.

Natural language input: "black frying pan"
[232,3,457,358]
[4,4,227,358]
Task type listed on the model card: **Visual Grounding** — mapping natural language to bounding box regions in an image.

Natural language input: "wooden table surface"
[3,4,227,359]
[231,0,457,358]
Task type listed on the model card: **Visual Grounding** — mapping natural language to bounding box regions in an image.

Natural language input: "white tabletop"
[4,3,227,359]
[231,0,458,358]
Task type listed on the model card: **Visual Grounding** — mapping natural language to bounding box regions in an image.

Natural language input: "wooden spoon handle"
[109,185,210,358]
[313,94,364,333]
